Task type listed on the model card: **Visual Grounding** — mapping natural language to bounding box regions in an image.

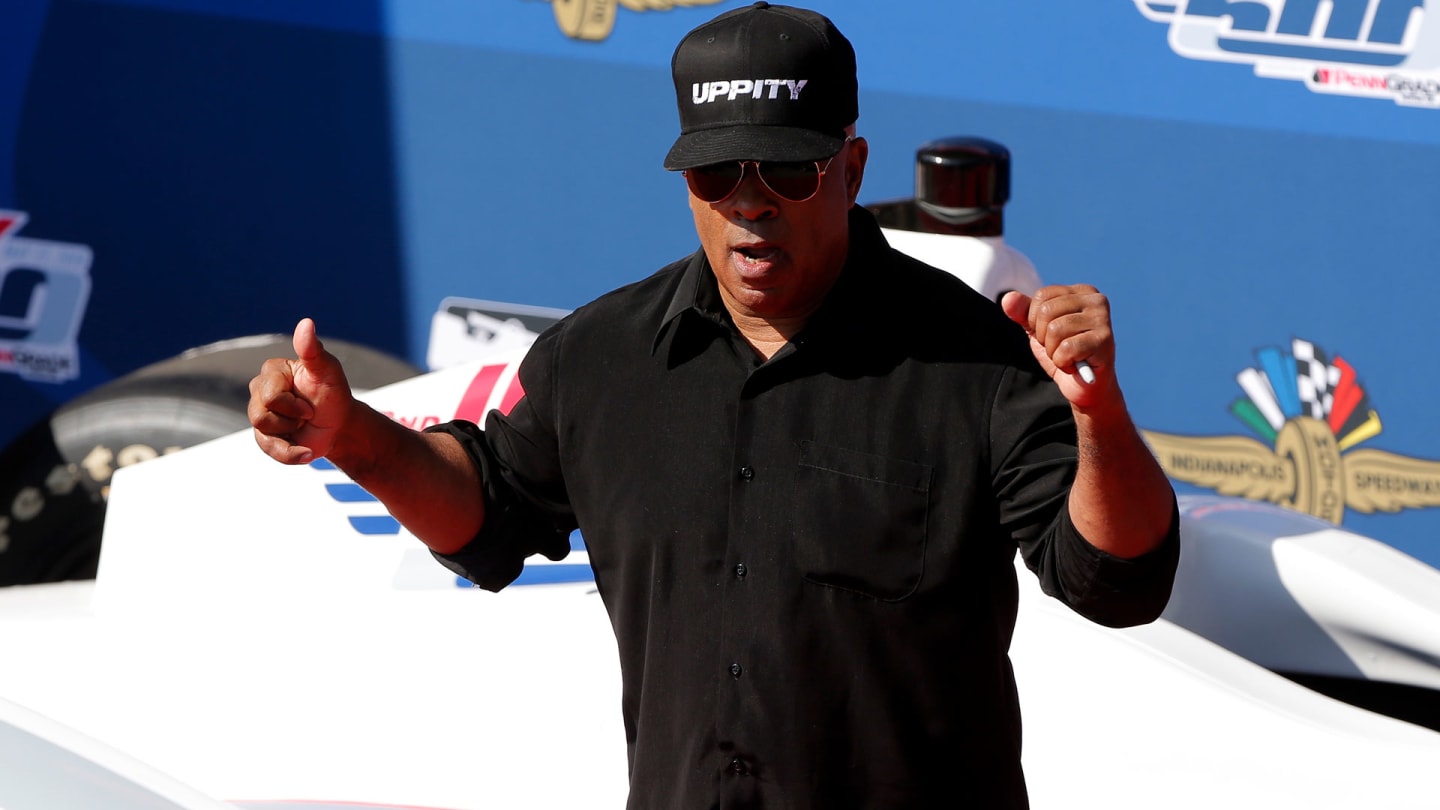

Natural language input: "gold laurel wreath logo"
[1143,418,1440,524]
[548,0,725,41]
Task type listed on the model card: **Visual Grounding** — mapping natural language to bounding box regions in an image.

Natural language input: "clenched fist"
[248,318,356,464]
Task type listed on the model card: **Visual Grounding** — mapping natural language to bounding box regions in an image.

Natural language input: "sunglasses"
[683,142,850,204]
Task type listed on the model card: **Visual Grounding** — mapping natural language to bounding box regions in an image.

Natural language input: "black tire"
[0,335,420,586]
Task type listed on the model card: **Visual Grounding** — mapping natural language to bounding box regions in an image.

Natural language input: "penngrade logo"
[1133,0,1440,108]
[537,0,725,41]
[1142,337,1440,524]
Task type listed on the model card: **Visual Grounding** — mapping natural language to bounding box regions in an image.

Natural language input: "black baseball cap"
[663,2,858,171]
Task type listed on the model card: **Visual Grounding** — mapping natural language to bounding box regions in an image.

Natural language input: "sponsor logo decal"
[0,211,93,382]
[1143,337,1440,523]
[1133,0,1440,108]
[535,0,725,41]
[427,296,567,372]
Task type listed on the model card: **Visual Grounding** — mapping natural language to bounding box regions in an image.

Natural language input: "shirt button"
[734,563,747,578]
[730,663,743,678]
[738,465,754,480]
[729,758,747,775]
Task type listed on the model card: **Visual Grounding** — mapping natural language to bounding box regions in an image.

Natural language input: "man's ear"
[845,136,869,205]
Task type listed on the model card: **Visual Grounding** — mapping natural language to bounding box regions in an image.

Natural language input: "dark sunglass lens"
[759,161,822,201]
[687,163,744,202]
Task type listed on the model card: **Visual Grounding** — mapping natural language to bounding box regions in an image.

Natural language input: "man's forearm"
[327,402,486,555]
[1067,400,1175,559]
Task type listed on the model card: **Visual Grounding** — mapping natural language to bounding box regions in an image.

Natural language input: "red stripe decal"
[454,364,505,424]
[498,374,526,415]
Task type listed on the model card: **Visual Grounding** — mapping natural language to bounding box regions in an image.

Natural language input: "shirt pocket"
[793,441,933,601]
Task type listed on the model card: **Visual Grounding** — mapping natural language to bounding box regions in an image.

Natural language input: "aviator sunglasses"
[683,138,852,204]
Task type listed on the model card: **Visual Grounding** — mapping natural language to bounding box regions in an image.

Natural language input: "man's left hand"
[1001,285,1117,408]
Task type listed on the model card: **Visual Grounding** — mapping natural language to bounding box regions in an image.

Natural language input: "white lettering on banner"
[1132,0,1440,108]
[692,78,807,104]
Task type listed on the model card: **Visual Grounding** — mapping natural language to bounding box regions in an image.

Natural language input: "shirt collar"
[651,206,891,360]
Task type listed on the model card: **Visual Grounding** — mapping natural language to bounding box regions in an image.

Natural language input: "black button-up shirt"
[432,207,1180,809]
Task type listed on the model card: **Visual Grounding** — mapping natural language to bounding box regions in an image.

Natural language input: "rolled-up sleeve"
[1031,496,1180,627]
[423,324,578,591]
[990,363,1180,628]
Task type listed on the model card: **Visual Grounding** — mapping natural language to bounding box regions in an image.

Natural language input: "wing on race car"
[0,350,1439,809]
[1,356,625,809]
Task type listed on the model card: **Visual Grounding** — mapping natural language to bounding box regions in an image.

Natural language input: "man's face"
[688,136,868,324]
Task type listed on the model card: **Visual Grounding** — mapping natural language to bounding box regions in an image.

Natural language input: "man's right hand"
[248,318,355,465]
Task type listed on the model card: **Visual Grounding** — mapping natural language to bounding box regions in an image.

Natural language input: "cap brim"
[663,125,846,171]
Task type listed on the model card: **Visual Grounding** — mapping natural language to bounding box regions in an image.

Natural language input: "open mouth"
[736,245,780,264]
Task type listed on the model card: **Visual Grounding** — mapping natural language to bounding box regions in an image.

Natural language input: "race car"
[3,358,1440,808]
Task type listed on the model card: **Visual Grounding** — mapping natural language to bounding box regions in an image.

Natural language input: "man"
[249,3,1179,807]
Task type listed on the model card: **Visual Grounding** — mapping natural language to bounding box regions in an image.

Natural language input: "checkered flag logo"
[1228,337,1381,451]
[1292,339,1340,419]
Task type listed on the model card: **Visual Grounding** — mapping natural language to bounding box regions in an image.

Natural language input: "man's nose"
[727,168,779,221]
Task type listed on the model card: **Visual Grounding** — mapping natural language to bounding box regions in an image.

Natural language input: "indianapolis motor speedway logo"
[0,211,93,383]
[536,0,724,41]
[1142,338,1440,524]
[1133,0,1440,107]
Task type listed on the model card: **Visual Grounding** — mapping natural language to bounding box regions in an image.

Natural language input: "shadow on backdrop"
[15,0,407,391]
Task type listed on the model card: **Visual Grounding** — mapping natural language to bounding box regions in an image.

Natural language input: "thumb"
[293,317,325,363]
[1000,290,1032,332]
[290,317,349,395]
